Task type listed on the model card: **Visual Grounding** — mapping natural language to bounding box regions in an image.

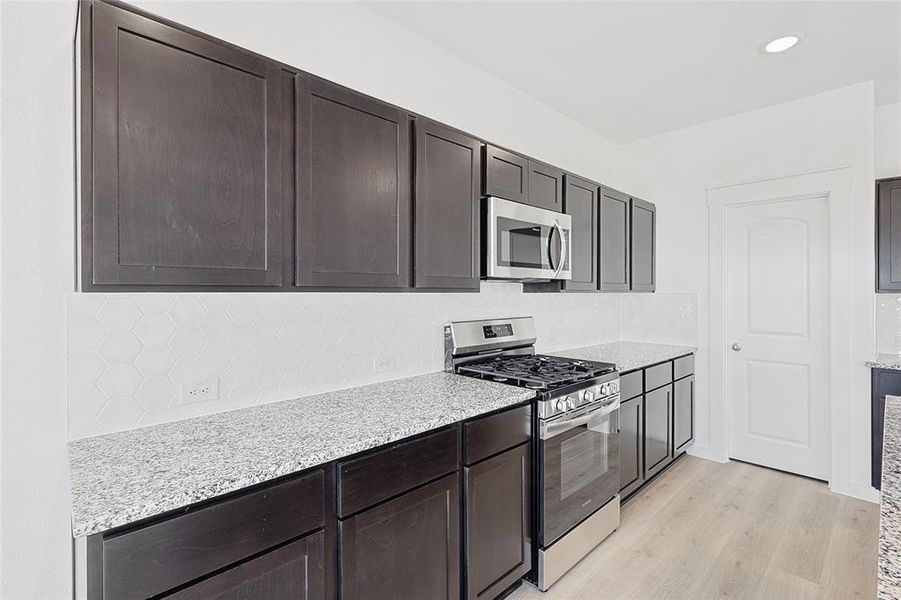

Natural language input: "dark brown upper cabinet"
[295,76,411,289]
[877,177,901,292]
[561,174,599,291]
[527,160,564,212]
[630,197,656,292]
[483,145,529,204]
[598,187,631,292]
[414,120,481,291]
[85,2,288,288]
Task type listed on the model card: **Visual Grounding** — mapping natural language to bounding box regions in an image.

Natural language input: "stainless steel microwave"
[483,196,572,281]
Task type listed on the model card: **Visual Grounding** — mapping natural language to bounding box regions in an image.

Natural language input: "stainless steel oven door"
[539,396,620,547]
[484,196,572,281]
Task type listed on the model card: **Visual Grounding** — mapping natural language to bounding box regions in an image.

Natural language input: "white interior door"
[726,195,830,480]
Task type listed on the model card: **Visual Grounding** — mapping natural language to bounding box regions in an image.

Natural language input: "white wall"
[876,101,901,179]
[0,1,78,598]
[624,82,877,501]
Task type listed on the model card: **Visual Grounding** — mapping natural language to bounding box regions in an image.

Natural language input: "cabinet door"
[464,444,531,600]
[872,369,901,488]
[296,76,411,288]
[877,177,901,292]
[483,145,529,204]
[414,120,480,290]
[674,375,695,455]
[340,474,460,600]
[88,2,286,288]
[562,175,599,291]
[644,384,673,479]
[630,197,656,292]
[598,188,630,292]
[619,396,644,498]
[167,532,325,600]
[528,160,564,212]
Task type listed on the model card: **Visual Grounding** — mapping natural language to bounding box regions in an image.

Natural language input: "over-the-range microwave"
[482,196,572,282]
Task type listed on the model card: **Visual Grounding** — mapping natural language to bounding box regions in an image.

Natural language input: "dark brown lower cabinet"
[644,384,673,479]
[339,474,460,600]
[872,368,901,489]
[464,443,531,600]
[673,375,695,455]
[168,532,325,600]
[619,394,644,498]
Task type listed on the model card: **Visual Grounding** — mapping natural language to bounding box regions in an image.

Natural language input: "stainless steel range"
[445,317,621,591]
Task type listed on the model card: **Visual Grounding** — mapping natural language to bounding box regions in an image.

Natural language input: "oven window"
[560,429,609,499]
[496,217,554,269]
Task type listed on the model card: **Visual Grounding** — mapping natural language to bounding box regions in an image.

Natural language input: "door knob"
[732,343,742,351]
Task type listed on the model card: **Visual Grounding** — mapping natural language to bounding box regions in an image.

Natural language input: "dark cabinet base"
[339,474,460,600]
[464,443,531,600]
[873,368,901,489]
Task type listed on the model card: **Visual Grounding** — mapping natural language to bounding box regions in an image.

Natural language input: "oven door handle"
[540,397,619,440]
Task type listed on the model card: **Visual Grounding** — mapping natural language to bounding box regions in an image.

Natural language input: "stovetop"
[456,354,616,391]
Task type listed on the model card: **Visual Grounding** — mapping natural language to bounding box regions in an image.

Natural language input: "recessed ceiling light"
[764,35,800,54]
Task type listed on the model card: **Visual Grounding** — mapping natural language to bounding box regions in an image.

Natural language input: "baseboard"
[686,444,727,463]
[830,479,880,504]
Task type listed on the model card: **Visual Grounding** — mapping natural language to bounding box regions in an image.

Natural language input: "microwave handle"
[552,221,567,278]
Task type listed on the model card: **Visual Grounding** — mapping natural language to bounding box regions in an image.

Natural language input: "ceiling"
[366,1,901,143]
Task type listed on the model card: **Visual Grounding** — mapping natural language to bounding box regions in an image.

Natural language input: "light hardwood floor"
[511,456,879,600]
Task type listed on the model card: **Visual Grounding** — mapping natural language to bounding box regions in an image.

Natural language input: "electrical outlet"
[373,356,395,373]
[181,378,219,404]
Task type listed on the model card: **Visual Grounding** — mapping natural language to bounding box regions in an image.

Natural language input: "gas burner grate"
[457,354,615,390]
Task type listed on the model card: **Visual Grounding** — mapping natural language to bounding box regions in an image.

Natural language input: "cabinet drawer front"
[464,404,531,465]
[645,361,673,392]
[102,470,324,600]
[620,370,643,401]
[338,427,458,517]
[674,355,694,380]
[167,531,325,600]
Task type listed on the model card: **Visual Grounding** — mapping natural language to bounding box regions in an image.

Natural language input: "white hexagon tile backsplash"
[66,284,698,439]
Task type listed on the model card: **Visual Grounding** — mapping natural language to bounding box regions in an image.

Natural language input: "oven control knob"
[566,397,576,410]
[600,383,609,396]
[583,390,595,403]
[555,399,567,413]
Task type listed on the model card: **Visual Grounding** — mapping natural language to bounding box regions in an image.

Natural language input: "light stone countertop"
[554,340,696,373]
[880,395,901,599]
[868,354,901,371]
[68,372,534,538]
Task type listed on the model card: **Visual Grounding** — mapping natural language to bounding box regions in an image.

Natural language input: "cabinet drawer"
[463,404,531,465]
[620,370,643,400]
[338,426,458,517]
[167,531,325,600]
[645,361,673,392]
[102,469,324,600]
[674,355,694,380]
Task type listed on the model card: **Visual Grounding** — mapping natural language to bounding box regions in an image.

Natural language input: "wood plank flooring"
[511,456,879,600]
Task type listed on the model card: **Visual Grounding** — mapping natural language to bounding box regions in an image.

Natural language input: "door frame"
[707,167,852,495]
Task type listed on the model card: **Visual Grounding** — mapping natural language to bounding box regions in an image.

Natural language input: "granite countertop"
[68,372,533,538]
[868,354,901,371]
[554,340,696,373]
[880,395,901,599]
